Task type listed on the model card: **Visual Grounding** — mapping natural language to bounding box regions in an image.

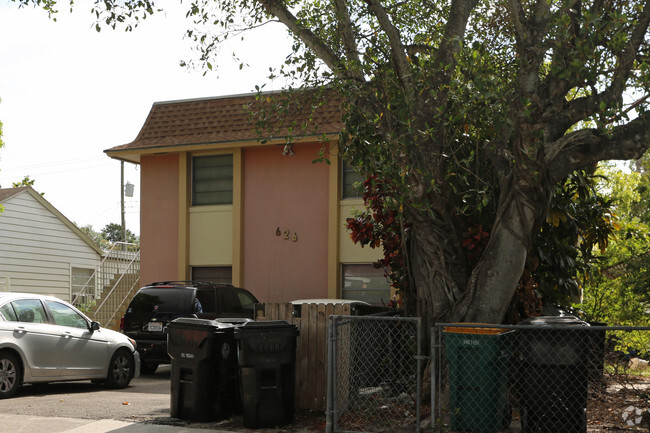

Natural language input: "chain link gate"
[326,315,423,433]
[432,322,650,433]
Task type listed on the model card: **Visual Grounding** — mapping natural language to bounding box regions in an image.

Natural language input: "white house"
[0,187,103,301]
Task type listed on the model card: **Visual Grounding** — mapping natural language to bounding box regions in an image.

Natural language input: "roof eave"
[104,133,341,164]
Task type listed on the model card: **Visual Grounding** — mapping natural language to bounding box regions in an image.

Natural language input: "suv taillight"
[119,316,125,333]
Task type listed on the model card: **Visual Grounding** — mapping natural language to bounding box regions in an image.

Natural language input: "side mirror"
[89,321,101,332]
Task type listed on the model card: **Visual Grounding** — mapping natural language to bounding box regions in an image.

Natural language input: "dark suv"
[121,281,259,374]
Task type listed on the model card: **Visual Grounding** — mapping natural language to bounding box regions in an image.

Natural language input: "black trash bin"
[234,320,299,428]
[167,317,240,422]
[515,316,590,433]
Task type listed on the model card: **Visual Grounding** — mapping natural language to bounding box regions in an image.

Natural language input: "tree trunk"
[410,173,550,325]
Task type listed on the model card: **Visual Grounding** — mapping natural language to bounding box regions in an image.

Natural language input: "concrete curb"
[0,414,235,433]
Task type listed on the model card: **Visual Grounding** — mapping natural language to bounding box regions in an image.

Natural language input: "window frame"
[341,263,392,306]
[191,266,233,285]
[192,154,234,206]
[341,159,364,199]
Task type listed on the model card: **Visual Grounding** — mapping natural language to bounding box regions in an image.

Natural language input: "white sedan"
[0,292,140,398]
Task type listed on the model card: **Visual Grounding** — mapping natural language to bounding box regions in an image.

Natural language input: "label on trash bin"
[221,342,230,359]
[181,353,195,359]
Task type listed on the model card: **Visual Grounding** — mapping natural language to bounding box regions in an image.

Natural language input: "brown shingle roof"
[105,90,343,159]
[0,187,28,201]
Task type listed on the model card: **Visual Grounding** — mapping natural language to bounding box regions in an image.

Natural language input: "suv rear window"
[128,288,195,314]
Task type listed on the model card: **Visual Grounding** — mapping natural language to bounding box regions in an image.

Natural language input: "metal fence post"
[415,317,423,433]
[326,315,337,433]
[431,325,436,433]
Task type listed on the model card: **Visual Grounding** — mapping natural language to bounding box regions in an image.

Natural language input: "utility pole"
[121,161,126,244]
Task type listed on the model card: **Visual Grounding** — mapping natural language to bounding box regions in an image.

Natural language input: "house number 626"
[276,227,298,242]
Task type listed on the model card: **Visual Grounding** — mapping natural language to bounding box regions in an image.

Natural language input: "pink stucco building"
[105,91,391,305]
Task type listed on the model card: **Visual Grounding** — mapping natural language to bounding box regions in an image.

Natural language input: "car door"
[216,287,251,318]
[10,299,62,378]
[43,300,108,378]
[195,287,217,319]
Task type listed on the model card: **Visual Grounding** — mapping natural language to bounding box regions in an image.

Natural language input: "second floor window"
[342,159,364,199]
[192,154,233,205]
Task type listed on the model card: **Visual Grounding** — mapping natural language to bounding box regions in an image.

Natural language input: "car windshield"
[129,288,194,314]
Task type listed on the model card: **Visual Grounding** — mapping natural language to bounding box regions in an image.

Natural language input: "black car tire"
[0,352,21,399]
[140,361,159,375]
[105,349,134,389]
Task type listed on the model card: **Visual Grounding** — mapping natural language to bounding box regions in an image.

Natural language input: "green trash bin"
[443,325,514,433]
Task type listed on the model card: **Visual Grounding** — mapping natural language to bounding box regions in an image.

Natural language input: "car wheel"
[105,349,134,389]
[140,361,159,375]
[0,352,21,399]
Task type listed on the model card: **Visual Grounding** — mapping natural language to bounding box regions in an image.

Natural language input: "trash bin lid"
[169,317,235,330]
[519,316,589,327]
[443,323,511,335]
[233,320,298,337]
[236,320,294,329]
[214,318,253,326]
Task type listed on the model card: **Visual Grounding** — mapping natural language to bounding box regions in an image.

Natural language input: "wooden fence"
[255,302,352,412]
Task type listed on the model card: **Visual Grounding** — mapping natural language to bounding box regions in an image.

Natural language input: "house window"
[192,266,233,285]
[342,263,391,305]
[342,160,364,199]
[72,268,94,295]
[192,154,233,206]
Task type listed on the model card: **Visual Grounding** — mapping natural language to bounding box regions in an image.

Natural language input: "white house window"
[342,263,391,305]
[192,154,233,205]
[71,267,94,297]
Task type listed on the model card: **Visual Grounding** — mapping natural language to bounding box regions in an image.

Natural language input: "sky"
[0,2,291,236]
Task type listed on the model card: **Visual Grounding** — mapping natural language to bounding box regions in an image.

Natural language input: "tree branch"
[546,111,650,184]
[608,0,650,97]
[257,0,346,77]
[541,0,582,105]
[365,0,413,93]
[434,0,479,84]
[507,0,551,95]
[333,0,364,81]
[558,0,650,129]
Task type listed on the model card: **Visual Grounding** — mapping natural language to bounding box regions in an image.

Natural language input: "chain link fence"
[326,315,424,433]
[432,321,650,433]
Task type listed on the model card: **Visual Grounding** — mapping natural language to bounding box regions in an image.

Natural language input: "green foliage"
[577,162,650,354]
[101,222,139,244]
[9,0,62,17]
[346,175,407,308]
[531,169,618,307]
[78,224,111,249]
[78,223,139,249]
[11,176,44,196]
[75,299,97,314]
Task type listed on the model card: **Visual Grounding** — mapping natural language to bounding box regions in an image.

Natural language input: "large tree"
[23,0,650,323]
